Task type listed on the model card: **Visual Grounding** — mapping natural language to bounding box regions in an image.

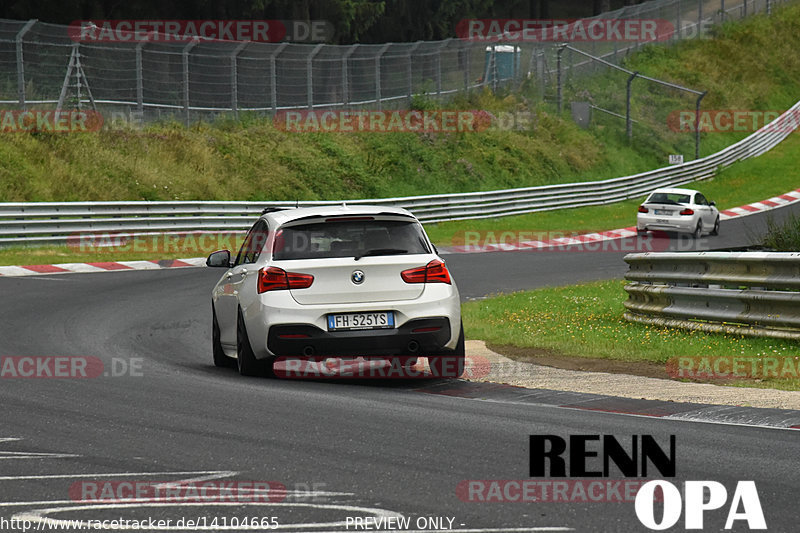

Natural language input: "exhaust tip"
[303,346,315,356]
[407,340,420,353]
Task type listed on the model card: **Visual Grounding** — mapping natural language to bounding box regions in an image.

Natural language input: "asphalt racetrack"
[1,204,798,532]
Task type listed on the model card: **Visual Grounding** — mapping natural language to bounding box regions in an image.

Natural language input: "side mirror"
[206,250,231,268]
[710,201,716,207]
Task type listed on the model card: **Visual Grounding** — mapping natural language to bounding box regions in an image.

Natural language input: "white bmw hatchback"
[207,205,464,378]
[636,187,720,238]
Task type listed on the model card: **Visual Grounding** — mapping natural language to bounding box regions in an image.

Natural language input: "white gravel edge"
[463,340,800,410]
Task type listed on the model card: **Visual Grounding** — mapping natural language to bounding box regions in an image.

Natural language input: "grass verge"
[425,129,800,245]
[462,280,800,391]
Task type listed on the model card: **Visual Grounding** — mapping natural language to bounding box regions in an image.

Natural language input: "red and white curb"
[1,189,799,276]
[446,188,800,253]
[0,258,205,277]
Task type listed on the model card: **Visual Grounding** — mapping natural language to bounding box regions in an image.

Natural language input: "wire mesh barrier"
[0,0,787,127]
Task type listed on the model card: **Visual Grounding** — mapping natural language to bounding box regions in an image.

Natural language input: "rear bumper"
[637,214,695,233]
[267,317,452,357]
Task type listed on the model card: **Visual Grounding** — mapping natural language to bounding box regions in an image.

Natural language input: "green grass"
[0,234,246,266]
[463,280,800,391]
[2,5,800,205]
[426,131,800,245]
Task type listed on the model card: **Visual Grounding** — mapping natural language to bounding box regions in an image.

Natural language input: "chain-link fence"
[0,0,788,126]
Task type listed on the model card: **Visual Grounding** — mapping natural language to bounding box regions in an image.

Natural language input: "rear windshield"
[646,192,691,204]
[273,218,431,260]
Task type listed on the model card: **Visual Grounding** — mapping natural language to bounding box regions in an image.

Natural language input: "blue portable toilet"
[484,45,521,84]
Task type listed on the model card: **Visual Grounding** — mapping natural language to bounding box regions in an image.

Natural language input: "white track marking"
[0,470,235,481]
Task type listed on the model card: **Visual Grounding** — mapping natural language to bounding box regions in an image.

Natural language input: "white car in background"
[207,205,464,378]
[636,187,720,238]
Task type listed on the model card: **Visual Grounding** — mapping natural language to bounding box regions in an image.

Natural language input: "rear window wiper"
[354,248,408,261]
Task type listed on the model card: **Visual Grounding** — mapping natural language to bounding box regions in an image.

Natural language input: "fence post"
[435,41,445,97]
[375,43,390,109]
[406,41,423,105]
[698,0,703,32]
[307,43,324,110]
[720,0,725,22]
[743,0,747,17]
[557,45,566,114]
[677,0,682,40]
[626,71,639,140]
[182,38,199,126]
[15,19,37,109]
[695,91,707,159]
[135,33,154,117]
[766,0,771,14]
[535,48,545,100]
[341,44,358,108]
[270,43,288,115]
[463,43,471,93]
[230,42,248,117]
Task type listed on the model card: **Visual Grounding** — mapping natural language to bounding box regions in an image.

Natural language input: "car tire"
[711,217,720,236]
[236,309,275,378]
[212,305,235,368]
[636,228,647,236]
[692,221,703,239]
[429,323,465,378]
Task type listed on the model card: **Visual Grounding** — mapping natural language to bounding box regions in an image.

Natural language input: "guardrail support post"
[766,0,771,15]
[182,38,199,126]
[557,44,566,114]
[695,91,707,159]
[626,71,639,140]
[15,19,37,109]
[230,42,248,117]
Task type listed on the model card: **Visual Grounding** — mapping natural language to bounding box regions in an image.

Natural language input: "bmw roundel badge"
[351,270,365,285]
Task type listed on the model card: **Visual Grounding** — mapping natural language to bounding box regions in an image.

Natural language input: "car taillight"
[401,259,452,285]
[638,205,649,213]
[257,267,314,293]
[679,208,694,215]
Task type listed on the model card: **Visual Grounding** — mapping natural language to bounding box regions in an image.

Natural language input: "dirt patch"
[486,342,670,379]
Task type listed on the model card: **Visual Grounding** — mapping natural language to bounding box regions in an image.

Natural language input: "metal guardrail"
[623,252,800,339]
[1,98,799,246]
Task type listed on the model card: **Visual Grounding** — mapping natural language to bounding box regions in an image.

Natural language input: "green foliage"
[763,213,800,251]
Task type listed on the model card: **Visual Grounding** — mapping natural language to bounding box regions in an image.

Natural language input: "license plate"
[655,209,672,215]
[327,312,394,331]
[656,218,669,224]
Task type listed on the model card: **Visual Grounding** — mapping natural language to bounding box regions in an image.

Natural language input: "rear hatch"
[278,255,431,304]
[271,216,434,305]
